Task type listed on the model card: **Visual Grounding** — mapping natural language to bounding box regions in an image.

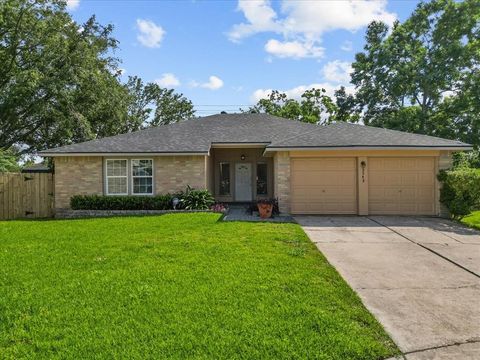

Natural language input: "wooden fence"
[0,173,54,220]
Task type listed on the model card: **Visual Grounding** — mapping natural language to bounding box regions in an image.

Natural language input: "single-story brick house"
[40,113,472,215]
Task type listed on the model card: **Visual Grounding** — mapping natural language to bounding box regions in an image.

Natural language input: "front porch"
[222,203,295,223]
[208,147,274,203]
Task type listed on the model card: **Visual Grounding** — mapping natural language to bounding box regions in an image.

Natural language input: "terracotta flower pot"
[257,203,273,219]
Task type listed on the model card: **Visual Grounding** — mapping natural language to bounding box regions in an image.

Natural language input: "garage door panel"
[292,187,355,200]
[400,188,416,201]
[418,173,435,186]
[293,158,355,171]
[291,200,357,214]
[291,158,357,214]
[368,157,435,215]
[401,174,418,186]
[293,173,355,186]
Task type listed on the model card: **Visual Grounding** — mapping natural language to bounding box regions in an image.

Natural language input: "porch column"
[274,151,291,214]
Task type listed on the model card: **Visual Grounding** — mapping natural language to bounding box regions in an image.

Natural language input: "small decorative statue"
[172,197,180,210]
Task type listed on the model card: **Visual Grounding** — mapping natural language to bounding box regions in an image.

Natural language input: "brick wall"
[154,156,207,194]
[54,156,103,209]
[53,155,208,210]
[438,150,453,217]
[273,151,291,214]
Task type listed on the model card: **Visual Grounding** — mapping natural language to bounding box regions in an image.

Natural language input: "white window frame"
[131,159,154,196]
[105,159,128,195]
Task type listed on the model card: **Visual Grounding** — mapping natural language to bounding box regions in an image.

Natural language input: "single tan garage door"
[291,158,357,214]
[368,157,436,215]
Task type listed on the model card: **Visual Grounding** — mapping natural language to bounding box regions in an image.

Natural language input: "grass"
[0,214,398,359]
[462,210,480,230]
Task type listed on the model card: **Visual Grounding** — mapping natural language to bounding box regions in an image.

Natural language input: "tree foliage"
[125,76,194,129]
[248,89,338,124]
[0,149,21,172]
[0,0,128,153]
[351,0,480,147]
[0,0,195,155]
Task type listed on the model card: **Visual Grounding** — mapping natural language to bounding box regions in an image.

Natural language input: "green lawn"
[462,211,480,230]
[0,214,398,359]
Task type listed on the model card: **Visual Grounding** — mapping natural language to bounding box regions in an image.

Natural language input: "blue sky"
[67,0,420,115]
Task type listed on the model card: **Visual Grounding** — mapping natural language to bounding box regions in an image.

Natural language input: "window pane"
[219,163,230,195]
[107,177,127,194]
[107,160,127,176]
[133,177,153,194]
[256,163,268,195]
[132,159,153,176]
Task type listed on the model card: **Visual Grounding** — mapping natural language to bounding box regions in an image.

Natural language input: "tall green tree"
[0,0,131,153]
[351,0,480,147]
[333,86,360,123]
[125,76,195,129]
[248,88,337,124]
[0,0,195,155]
[0,149,21,172]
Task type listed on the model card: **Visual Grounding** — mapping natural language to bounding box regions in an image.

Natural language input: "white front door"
[235,163,252,201]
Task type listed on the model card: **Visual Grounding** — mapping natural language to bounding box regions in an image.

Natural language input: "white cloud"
[229,0,396,59]
[341,40,353,52]
[321,60,353,84]
[66,0,80,10]
[279,0,396,36]
[155,73,180,88]
[136,19,165,48]
[251,82,355,103]
[228,0,280,42]
[191,76,224,90]
[265,39,324,59]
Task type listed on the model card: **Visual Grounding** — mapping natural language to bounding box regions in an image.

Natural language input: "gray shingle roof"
[268,122,471,149]
[40,113,471,155]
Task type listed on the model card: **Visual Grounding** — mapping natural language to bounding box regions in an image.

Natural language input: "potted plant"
[257,198,275,219]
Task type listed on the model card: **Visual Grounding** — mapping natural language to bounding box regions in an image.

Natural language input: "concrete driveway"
[295,215,480,359]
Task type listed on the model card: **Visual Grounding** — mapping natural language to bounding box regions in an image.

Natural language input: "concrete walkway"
[295,215,480,359]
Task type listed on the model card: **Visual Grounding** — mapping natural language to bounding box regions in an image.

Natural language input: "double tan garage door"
[290,157,436,215]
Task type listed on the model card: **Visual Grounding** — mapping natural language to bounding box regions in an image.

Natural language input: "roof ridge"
[333,122,467,144]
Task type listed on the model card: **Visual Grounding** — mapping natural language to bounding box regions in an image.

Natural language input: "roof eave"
[39,151,210,157]
[264,145,473,152]
[210,142,270,149]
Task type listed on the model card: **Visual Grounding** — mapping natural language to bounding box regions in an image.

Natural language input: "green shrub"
[178,186,214,210]
[70,187,216,211]
[452,150,480,169]
[438,168,480,219]
[70,194,174,210]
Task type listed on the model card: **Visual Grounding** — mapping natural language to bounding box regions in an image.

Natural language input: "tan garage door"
[368,157,436,215]
[291,158,357,214]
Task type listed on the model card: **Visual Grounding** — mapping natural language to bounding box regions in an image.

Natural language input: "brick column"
[437,150,453,217]
[274,151,291,214]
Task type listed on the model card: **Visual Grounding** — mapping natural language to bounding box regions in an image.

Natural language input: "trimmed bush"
[438,168,480,219]
[177,186,214,210]
[71,194,174,210]
[70,187,216,211]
